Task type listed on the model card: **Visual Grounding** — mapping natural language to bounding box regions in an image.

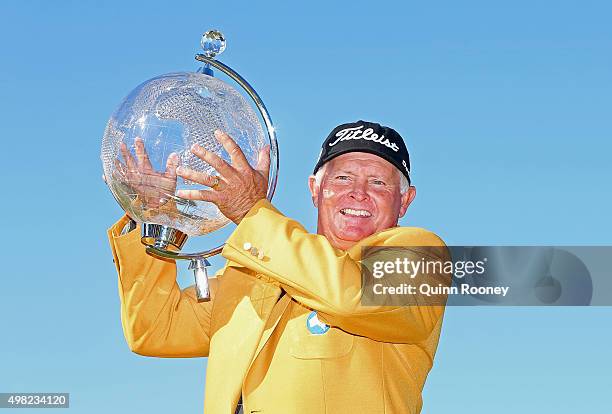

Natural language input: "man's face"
[308,152,416,250]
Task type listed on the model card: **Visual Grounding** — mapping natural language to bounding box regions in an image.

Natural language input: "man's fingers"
[113,158,127,175]
[176,189,218,203]
[165,152,179,179]
[176,165,220,188]
[134,137,154,172]
[190,143,236,178]
[214,129,250,171]
[256,145,271,178]
[120,142,136,172]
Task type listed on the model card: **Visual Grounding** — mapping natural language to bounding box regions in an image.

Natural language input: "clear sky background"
[1,0,611,412]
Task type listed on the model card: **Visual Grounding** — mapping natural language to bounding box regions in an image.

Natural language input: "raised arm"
[108,215,216,357]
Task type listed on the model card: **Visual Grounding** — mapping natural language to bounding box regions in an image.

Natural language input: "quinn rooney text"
[372,283,510,297]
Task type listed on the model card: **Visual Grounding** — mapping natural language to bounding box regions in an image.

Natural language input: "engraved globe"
[101,72,266,238]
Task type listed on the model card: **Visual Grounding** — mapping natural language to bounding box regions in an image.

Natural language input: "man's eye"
[372,180,386,185]
[336,175,351,181]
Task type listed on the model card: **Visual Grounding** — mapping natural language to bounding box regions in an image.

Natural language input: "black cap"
[313,120,411,185]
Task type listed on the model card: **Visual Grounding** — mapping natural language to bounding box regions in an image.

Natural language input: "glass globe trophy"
[101,30,279,302]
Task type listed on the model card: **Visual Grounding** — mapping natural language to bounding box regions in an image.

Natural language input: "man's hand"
[176,130,270,224]
[116,137,179,210]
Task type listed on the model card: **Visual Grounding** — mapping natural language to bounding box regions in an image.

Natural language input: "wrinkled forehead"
[325,152,401,178]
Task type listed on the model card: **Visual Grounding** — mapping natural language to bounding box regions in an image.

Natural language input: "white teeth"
[341,208,372,217]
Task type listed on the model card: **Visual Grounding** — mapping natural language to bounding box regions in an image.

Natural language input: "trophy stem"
[198,62,214,76]
[189,258,212,302]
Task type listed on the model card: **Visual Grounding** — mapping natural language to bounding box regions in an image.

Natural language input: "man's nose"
[349,181,369,201]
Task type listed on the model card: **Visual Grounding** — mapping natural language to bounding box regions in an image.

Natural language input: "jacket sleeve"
[221,199,449,344]
[108,215,216,357]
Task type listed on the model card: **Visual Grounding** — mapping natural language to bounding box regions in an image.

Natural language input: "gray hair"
[313,163,409,194]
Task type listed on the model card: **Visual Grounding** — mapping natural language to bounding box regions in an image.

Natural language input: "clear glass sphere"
[201,30,226,57]
[101,72,266,236]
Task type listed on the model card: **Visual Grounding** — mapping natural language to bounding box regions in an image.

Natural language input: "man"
[108,120,448,413]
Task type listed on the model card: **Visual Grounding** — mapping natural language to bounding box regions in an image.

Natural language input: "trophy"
[101,30,279,302]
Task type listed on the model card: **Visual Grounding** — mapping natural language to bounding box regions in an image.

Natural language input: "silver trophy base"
[141,223,188,251]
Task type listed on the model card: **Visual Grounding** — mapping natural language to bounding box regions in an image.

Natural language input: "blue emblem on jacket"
[306,311,330,335]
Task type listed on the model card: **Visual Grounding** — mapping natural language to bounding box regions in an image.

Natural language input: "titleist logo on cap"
[328,125,400,152]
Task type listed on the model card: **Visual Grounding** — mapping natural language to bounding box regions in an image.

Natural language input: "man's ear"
[399,186,416,218]
[308,175,320,208]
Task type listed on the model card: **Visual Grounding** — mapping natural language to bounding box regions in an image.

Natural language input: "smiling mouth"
[340,208,372,217]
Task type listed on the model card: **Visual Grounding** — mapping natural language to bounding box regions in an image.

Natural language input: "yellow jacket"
[107,199,448,414]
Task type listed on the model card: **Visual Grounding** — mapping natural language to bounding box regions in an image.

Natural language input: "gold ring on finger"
[210,176,221,190]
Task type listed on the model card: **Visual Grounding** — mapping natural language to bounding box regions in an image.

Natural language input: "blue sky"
[1,0,611,412]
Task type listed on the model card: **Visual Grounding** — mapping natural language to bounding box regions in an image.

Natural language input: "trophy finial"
[201,30,226,58]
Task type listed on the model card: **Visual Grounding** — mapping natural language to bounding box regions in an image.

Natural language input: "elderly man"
[107,120,448,414]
